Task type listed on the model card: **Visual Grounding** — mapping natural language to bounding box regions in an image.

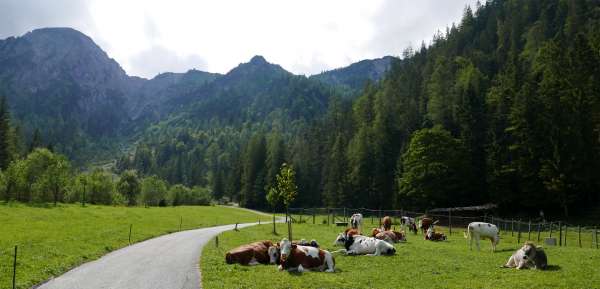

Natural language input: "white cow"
[350,213,363,233]
[333,234,396,256]
[464,222,500,251]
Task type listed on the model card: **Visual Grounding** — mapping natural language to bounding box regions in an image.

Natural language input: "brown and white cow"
[278,238,335,273]
[382,216,392,231]
[225,240,273,265]
[375,230,406,243]
[344,228,360,238]
[268,239,320,264]
[418,217,434,234]
[425,226,447,241]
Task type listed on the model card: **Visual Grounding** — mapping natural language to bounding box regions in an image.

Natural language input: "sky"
[0,0,479,79]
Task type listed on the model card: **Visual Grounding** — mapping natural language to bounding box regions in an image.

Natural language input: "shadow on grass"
[494,248,520,253]
[544,265,561,271]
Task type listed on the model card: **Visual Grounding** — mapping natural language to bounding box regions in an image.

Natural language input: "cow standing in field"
[418,217,433,234]
[277,238,335,272]
[382,216,392,231]
[225,240,273,265]
[464,222,500,251]
[350,213,363,234]
[401,216,418,234]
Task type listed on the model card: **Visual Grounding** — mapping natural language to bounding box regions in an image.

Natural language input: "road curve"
[37,222,258,289]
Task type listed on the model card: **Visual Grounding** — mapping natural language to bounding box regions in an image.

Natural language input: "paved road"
[37,222,258,289]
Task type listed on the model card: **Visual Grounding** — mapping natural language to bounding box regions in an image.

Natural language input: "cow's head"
[268,245,280,264]
[344,235,355,250]
[334,233,346,246]
[393,231,406,241]
[521,242,536,259]
[279,238,295,263]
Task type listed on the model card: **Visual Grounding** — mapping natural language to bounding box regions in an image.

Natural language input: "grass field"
[0,203,265,289]
[201,221,600,289]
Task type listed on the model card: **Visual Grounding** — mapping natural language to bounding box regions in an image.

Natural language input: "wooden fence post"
[273,214,276,234]
[595,226,598,249]
[517,221,522,244]
[129,224,133,245]
[511,220,514,237]
[448,209,452,235]
[179,216,183,231]
[537,223,541,242]
[564,224,567,247]
[312,209,316,224]
[549,222,553,238]
[528,220,531,241]
[578,226,581,248]
[558,221,562,246]
[300,209,303,223]
[13,245,17,289]
[215,236,219,248]
[288,220,293,241]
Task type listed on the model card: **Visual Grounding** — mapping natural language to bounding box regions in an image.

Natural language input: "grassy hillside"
[202,222,600,289]
[0,203,264,289]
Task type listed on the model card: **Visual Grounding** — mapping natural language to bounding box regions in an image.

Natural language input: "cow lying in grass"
[225,240,274,265]
[502,242,548,270]
[425,226,446,241]
[464,222,500,251]
[268,239,320,265]
[374,230,406,243]
[277,238,335,273]
[333,234,396,256]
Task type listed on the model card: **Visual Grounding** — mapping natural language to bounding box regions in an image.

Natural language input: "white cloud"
[0,0,479,78]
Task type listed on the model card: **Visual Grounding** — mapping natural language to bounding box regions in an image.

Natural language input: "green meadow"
[0,203,264,289]
[202,222,600,289]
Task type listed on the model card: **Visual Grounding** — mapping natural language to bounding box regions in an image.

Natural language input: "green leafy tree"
[117,170,141,206]
[168,184,190,206]
[141,175,168,206]
[266,163,298,215]
[398,127,471,208]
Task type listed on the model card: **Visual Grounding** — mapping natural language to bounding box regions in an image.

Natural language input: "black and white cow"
[333,234,396,256]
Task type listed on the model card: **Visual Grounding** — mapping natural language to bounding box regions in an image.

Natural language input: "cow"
[333,234,396,256]
[225,240,273,265]
[350,213,363,233]
[268,239,320,264]
[425,226,446,241]
[401,216,418,234]
[382,216,392,231]
[502,242,548,270]
[418,217,434,234]
[375,230,406,243]
[277,238,335,273]
[344,228,360,238]
[464,222,500,251]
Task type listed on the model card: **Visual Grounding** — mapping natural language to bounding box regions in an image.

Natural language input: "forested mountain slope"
[122,0,600,215]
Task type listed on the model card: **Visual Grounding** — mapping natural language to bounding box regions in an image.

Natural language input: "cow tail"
[463,225,471,239]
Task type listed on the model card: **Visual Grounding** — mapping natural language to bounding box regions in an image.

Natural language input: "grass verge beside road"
[201,222,600,289]
[0,203,264,289]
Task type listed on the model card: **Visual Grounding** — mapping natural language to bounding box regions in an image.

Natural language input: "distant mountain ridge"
[0,27,395,161]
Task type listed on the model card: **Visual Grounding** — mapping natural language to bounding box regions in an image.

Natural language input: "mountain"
[0,28,135,158]
[310,56,397,95]
[0,28,392,163]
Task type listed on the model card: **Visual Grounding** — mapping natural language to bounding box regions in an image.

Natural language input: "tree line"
[0,97,211,206]
[121,0,600,216]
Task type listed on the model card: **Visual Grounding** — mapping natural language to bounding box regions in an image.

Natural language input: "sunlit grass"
[202,222,600,289]
[0,203,264,289]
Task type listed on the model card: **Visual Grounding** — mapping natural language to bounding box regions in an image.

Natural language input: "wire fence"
[287,207,600,249]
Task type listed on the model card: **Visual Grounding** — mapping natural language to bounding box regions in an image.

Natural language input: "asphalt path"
[36,222,259,289]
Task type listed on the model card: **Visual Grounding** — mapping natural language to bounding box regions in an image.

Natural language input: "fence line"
[286,207,600,249]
